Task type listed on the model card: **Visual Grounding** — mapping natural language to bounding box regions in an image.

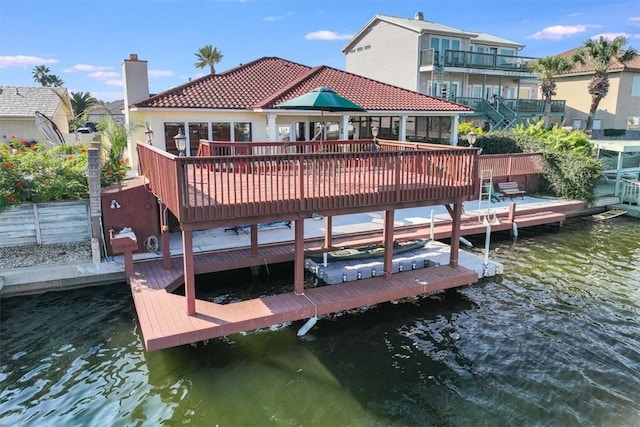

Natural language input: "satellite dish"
[35,110,65,146]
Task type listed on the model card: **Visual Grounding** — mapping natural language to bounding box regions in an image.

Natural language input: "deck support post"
[324,216,332,248]
[508,202,516,223]
[251,224,258,257]
[160,202,171,270]
[183,230,196,315]
[448,202,462,267]
[294,219,305,295]
[383,209,395,276]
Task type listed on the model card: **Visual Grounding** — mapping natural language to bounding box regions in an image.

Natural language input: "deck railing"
[138,140,478,226]
[479,153,544,179]
[620,179,640,205]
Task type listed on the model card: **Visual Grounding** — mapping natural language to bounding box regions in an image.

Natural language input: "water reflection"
[1,217,640,425]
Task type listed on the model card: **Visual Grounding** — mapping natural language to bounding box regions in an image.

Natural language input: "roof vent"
[414,11,424,20]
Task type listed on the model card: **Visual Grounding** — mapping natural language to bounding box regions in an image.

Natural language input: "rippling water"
[1,217,639,426]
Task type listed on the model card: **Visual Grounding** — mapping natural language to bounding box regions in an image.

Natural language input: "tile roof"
[133,57,471,113]
[0,86,71,118]
[557,48,640,75]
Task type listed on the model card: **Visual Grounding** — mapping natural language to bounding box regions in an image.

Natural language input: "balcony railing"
[420,49,536,72]
[454,97,566,115]
[137,140,479,227]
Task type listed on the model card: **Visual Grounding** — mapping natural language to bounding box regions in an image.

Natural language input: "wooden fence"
[0,200,90,247]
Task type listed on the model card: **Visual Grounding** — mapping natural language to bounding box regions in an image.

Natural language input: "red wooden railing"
[478,152,544,179]
[139,140,538,228]
[138,140,477,226]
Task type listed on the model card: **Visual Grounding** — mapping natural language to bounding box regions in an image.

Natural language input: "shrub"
[1,126,131,211]
[479,122,601,201]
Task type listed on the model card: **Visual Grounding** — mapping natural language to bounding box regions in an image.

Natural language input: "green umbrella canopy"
[275,86,365,112]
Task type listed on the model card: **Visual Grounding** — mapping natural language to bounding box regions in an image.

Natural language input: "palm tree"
[32,65,52,86]
[527,55,573,128]
[32,65,65,87]
[47,75,65,87]
[194,44,223,74]
[572,36,638,130]
[70,91,98,118]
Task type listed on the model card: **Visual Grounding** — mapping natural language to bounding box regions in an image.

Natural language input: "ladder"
[478,169,494,223]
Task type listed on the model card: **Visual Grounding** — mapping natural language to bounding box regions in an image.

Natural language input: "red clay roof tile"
[134,57,471,113]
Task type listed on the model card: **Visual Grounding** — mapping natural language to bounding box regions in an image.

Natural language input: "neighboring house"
[0,86,73,144]
[86,100,125,126]
[342,12,565,130]
[122,54,472,167]
[554,49,640,131]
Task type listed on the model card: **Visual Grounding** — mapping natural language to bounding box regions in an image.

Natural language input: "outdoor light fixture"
[110,200,121,209]
[371,126,380,151]
[467,130,477,146]
[174,128,187,156]
[144,126,154,145]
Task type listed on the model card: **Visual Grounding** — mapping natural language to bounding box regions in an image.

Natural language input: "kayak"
[592,209,627,221]
[308,239,428,263]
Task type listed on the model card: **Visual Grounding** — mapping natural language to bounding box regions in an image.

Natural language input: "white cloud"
[305,30,354,41]
[89,71,120,80]
[92,91,123,102]
[105,79,123,87]
[0,55,58,68]
[629,16,640,23]
[527,24,599,40]
[64,64,113,73]
[589,32,629,41]
[263,11,293,21]
[148,69,174,78]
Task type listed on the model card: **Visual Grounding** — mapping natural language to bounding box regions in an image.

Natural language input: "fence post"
[88,145,102,264]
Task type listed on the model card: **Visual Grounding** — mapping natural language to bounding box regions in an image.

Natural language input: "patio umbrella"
[275,86,365,141]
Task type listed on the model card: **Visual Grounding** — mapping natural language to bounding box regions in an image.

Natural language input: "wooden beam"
[294,219,305,295]
[183,230,196,315]
[160,202,171,270]
[383,209,394,276]
[324,216,332,248]
[448,202,462,267]
[251,224,258,257]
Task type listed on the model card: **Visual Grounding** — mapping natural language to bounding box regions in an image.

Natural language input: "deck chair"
[482,183,504,202]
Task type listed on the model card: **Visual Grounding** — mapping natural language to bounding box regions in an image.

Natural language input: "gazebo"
[592,139,640,196]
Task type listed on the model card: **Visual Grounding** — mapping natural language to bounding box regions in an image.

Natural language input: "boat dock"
[118,138,586,351]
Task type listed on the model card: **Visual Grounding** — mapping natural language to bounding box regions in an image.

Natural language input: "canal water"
[1,217,639,426]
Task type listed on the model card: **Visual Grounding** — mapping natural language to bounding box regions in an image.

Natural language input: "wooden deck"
[129,204,568,351]
[131,262,477,351]
[129,140,556,351]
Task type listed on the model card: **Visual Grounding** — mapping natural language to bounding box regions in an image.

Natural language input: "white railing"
[620,179,640,205]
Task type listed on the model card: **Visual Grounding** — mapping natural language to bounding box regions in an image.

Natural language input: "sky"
[1,0,639,104]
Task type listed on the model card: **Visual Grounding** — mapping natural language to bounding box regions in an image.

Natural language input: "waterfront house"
[0,86,73,144]
[121,54,472,168]
[553,49,640,132]
[342,12,566,130]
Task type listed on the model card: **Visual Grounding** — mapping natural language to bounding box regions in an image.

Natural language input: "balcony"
[421,49,536,73]
[454,97,566,115]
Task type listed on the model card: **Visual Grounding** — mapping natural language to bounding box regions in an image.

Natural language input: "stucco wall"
[555,72,634,129]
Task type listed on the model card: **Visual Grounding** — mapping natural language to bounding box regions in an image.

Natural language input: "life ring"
[143,235,160,252]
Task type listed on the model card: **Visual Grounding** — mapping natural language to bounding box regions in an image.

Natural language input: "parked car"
[84,122,98,132]
[76,127,93,134]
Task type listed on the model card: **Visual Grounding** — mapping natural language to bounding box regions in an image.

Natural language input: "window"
[188,122,208,155]
[234,122,252,141]
[164,122,184,155]
[632,76,640,97]
[212,122,231,140]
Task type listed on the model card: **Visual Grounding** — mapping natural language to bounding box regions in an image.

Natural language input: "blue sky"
[1,0,639,103]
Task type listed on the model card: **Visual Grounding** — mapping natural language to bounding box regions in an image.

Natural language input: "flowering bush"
[0,133,130,211]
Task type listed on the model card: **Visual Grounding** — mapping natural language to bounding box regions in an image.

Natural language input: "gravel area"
[0,242,92,269]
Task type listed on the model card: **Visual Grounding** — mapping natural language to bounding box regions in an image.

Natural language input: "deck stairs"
[475,97,523,131]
